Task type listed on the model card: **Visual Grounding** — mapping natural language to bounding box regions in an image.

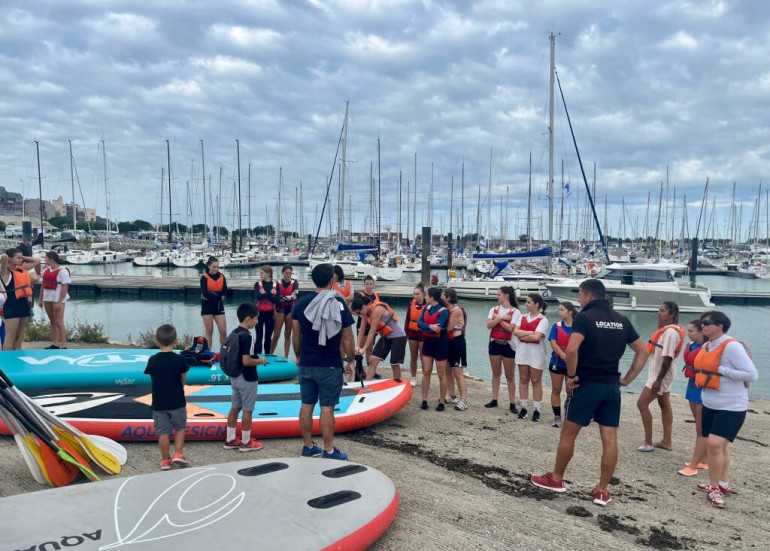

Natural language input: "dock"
[62,275,770,305]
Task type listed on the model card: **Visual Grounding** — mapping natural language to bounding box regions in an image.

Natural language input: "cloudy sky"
[1,0,768,243]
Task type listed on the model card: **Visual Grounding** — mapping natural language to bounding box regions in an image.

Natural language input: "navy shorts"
[201,298,224,316]
[548,356,568,375]
[488,340,515,359]
[152,407,187,436]
[701,406,746,442]
[421,336,448,361]
[564,381,621,427]
[448,336,467,368]
[299,365,344,407]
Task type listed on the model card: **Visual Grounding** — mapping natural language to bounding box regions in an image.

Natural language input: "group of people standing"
[0,247,70,351]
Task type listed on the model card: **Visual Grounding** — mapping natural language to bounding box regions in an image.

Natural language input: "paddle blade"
[35,437,80,487]
[56,440,101,482]
[79,435,121,474]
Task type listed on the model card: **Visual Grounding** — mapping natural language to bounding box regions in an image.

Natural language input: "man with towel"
[292,263,355,460]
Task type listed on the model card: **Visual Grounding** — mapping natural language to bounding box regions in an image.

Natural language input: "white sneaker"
[446,394,459,404]
[410,378,417,387]
[455,399,468,411]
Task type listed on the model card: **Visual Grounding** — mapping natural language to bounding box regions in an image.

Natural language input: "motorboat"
[545,263,714,313]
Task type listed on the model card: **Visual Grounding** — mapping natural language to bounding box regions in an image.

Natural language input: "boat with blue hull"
[2,349,297,390]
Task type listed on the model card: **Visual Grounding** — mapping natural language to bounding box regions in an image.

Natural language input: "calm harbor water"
[59,263,769,399]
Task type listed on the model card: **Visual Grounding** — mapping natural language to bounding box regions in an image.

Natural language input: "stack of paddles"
[0,368,126,486]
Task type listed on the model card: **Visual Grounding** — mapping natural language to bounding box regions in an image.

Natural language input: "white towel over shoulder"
[303,289,343,346]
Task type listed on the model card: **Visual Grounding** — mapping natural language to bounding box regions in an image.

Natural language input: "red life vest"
[42,267,62,290]
[10,268,32,299]
[333,280,351,297]
[367,301,399,337]
[407,299,425,332]
[489,306,514,341]
[694,338,736,390]
[554,321,570,349]
[277,278,297,306]
[256,280,277,312]
[202,272,225,292]
[420,305,446,338]
[519,314,545,343]
[682,342,704,378]
[647,324,685,357]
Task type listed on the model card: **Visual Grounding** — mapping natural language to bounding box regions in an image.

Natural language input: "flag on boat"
[479,239,487,248]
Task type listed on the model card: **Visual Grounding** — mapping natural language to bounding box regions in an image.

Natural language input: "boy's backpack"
[180,336,216,366]
[218,331,243,378]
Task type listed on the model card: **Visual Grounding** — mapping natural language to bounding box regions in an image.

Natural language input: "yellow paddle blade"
[79,435,121,474]
[23,434,52,486]
[53,427,88,458]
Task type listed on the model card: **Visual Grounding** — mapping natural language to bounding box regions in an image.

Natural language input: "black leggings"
[255,310,275,354]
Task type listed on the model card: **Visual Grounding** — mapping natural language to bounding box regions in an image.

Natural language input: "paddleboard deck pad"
[1,379,412,441]
[0,458,398,551]
[1,348,297,389]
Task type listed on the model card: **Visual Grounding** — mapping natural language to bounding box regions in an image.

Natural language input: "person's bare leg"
[636,387,658,446]
[597,425,619,491]
[503,357,516,404]
[489,355,502,401]
[656,393,674,448]
[552,420,582,480]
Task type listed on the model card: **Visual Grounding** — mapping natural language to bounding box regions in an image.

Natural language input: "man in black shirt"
[532,278,648,507]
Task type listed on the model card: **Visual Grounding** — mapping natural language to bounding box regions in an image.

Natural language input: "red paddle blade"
[36,437,79,487]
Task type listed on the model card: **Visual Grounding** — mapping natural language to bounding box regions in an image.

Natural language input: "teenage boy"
[223,303,268,452]
[144,324,190,470]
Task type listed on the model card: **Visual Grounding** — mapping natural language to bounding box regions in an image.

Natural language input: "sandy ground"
[1,341,768,550]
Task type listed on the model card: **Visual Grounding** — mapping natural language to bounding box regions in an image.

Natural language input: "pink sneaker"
[592,486,612,506]
[239,439,264,452]
[171,452,190,467]
[160,459,172,471]
[530,472,566,493]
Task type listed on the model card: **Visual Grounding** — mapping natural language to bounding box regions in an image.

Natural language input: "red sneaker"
[171,452,190,467]
[530,472,566,493]
[223,439,242,450]
[697,482,730,495]
[160,459,172,471]
[592,486,612,506]
[239,439,264,452]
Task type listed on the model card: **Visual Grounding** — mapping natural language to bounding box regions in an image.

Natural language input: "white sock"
[519,400,528,409]
[533,401,542,412]
[719,481,730,489]
[241,430,251,444]
[226,427,236,442]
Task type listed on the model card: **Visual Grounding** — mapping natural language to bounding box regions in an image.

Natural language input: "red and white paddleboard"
[0,458,399,551]
[2,379,412,441]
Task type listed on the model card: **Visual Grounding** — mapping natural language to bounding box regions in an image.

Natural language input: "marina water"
[58,264,769,400]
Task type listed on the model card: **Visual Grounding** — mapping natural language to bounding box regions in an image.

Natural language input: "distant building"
[0,186,23,215]
[50,196,96,222]
[23,198,57,221]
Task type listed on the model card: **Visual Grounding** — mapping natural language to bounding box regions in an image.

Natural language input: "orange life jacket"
[360,290,380,302]
[647,324,685,357]
[42,267,62,290]
[256,280,277,312]
[489,306,513,341]
[10,268,32,299]
[367,301,399,337]
[333,280,351,297]
[693,338,736,390]
[277,278,297,306]
[407,299,425,332]
[202,272,225,292]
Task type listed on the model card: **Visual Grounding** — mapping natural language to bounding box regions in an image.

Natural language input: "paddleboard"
[1,379,412,441]
[1,348,297,389]
[0,458,398,551]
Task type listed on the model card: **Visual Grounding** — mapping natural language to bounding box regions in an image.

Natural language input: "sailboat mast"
[69,140,77,232]
[377,137,382,258]
[527,152,532,250]
[34,140,44,246]
[201,139,206,239]
[487,148,492,247]
[102,139,110,242]
[236,139,242,252]
[548,31,555,249]
[166,140,172,244]
[338,101,349,243]
[461,161,465,250]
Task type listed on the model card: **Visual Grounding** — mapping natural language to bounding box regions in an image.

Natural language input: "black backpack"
[218,331,243,378]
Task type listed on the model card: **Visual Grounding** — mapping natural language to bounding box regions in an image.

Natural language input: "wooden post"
[421,226,431,286]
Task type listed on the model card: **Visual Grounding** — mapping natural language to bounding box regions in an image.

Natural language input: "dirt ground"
[1,342,768,550]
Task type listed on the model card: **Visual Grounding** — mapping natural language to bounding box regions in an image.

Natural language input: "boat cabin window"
[604,267,674,284]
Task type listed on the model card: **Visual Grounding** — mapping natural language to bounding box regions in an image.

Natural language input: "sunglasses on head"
[702,320,717,326]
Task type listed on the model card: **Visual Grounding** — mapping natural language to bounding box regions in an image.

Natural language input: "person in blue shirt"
[417,287,449,411]
[547,302,577,428]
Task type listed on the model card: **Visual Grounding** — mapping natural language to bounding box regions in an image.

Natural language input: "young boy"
[143,324,190,470]
[223,303,268,452]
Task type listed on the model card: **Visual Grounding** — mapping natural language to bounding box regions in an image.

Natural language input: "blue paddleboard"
[1,348,297,389]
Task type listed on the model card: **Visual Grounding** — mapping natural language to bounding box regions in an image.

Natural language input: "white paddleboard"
[0,458,399,550]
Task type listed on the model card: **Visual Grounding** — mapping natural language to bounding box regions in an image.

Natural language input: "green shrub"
[25,320,54,341]
[68,321,109,344]
[134,329,195,350]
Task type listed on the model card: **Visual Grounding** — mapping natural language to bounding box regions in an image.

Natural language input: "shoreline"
[0,342,767,549]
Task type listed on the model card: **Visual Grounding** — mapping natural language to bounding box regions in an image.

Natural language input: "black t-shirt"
[293,292,354,368]
[571,299,640,384]
[233,326,259,382]
[143,351,190,411]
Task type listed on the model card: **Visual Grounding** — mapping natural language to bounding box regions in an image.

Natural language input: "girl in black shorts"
[417,287,449,411]
[0,248,40,350]
[200,256,227,347]
[484,286,520,412]
[443,288,469,411]
[404,283,426,387]
[270,265,298,358]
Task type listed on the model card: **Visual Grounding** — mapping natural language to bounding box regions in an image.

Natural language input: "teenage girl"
[271,264,298,357]
[417,287,449,411]
[547,302,576,427]
[200,256,227,347]
[404,283,426,387]
[514,293,549,422]
[443,287,468,411]
[678,319,708,477]
[39,251,70,349]
[253,266,279,354]
[484,286,520,412]
[0,248,40,350]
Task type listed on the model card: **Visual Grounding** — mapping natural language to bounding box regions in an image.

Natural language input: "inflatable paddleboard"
[2,379,412,441]
[1,348,297,389]
[0,458,398,551]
